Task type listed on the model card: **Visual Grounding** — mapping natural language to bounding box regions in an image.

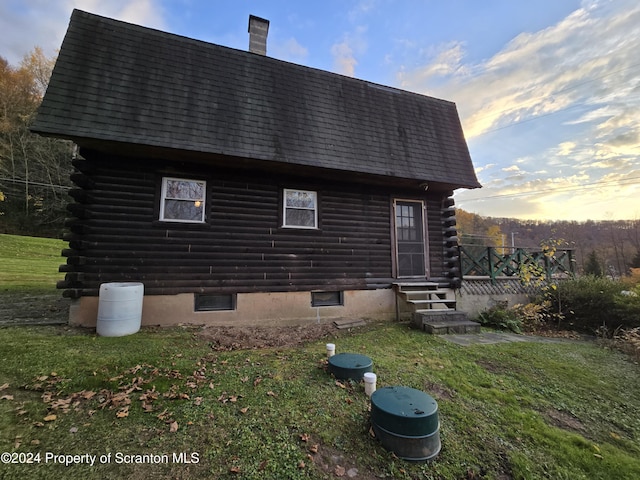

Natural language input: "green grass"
[0,234,65,290]
[1,322,639,480]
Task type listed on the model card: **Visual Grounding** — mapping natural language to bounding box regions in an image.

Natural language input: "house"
[32,10,481,327]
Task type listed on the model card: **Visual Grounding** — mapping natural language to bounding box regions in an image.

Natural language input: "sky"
[1,0,639,221]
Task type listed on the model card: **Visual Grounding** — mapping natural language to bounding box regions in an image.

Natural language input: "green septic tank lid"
[371,386,439,437]
[328,353,373,380]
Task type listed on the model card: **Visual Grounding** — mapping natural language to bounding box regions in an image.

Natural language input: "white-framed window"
[160,177,206,223]
[282,188,318,229]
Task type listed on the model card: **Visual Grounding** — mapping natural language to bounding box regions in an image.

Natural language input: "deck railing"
[459,245,575,283]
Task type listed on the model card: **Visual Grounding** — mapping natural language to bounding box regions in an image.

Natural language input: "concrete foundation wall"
[456,292,531,319]
[69,289,397,328]
[455,278,539,319]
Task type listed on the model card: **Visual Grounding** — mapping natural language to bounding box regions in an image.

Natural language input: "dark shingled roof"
[32,9,480,190]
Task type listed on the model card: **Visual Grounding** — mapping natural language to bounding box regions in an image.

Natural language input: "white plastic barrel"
[96,282,144,337]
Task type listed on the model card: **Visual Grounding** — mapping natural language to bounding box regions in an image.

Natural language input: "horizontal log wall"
[61,152,415,297]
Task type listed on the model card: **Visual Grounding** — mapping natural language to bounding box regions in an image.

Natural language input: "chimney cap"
[248,15,270,32]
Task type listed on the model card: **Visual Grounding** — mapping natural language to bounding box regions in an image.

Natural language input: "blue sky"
[2,0,639,221]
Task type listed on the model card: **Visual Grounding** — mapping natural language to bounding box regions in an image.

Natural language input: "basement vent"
[195,293,236,311]
[311,291,343,307]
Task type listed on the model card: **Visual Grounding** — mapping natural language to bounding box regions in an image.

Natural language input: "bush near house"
[476,274,640,359]
[547,276,639,333]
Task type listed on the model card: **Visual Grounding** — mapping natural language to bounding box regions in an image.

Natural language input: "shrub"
[547,275,630,333]
[477,302,522,333]
[613,283,640,328]
[512,301,554,332]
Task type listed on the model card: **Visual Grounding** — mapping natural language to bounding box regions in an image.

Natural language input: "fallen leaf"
[69,427,78,434]
[229,466,241,474]
[345,397,353,404]
[169,421,179,432]
[334,465,346,477]
[266,391,277,397]
[33,422,44,427]
[80,390,96,400]
[240,407,249,414]
[335,381,346,389]
[309,444,319,454]
[258,460,268,471]
[1,395,14,401]
[0,383,9,390]
[30,440,40,445]
[194,397,203,406]
[253,377,262,387]
[298,460,306,469]
[299,433,310,442]
[116,407,129,418]
[43,414,57,422]
[610,432,621,440]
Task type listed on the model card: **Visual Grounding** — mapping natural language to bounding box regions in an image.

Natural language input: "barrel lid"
[371,386,439,436]
[328,353,373,380]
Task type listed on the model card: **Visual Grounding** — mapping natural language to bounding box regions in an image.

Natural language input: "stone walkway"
[440,331,590,346]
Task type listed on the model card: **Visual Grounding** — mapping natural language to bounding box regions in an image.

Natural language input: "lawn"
[1,235,639,479]
[1,322,639,479]
[0,234,65,290]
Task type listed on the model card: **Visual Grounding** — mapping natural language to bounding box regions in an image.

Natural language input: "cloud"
[502,165,521,173]
[331,40,358,77]
[0,0,166,65]
[271,37,309,63]
[399,0,640,139]
[331,28,367,77]
[402,0,640,220]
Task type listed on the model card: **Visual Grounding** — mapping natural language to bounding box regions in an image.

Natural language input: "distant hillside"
[456,210,640,276]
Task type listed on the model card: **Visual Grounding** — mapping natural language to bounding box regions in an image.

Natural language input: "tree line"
[457,209,640,278]
[0,48,74,237]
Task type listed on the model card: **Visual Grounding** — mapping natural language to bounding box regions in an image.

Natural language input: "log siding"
[61,151,435,298]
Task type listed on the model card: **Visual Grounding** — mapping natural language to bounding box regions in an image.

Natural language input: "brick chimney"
[248,15,269,55]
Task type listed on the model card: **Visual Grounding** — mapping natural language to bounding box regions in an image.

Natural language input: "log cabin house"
[32,10,481,327]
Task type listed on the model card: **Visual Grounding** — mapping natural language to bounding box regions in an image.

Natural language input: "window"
[311,291,343,307]
[283,189,317,228]
[160,177,206,223]
[194,294,236,311]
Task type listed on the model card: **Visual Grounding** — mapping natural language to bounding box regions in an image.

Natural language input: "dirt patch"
[424,380,456,401]
[475,359,514,375]
[0,290,69,326]
[196,323,347,351]
[310,440,382,479]
[545,408,586,433]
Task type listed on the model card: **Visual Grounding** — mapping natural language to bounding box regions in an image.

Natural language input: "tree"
[584,250,603,277]
[0,48,73,236]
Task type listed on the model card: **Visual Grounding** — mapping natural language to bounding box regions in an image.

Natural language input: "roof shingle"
[32,9,481,189]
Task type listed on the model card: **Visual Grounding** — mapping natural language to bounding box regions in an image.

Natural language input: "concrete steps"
[413,311,481,334]
[394,282,480,335]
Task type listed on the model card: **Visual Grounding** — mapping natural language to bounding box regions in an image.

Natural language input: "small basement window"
[283,188,318,229]
[194,294,236,311]
[160,177,206,223]
[311,291,343,307]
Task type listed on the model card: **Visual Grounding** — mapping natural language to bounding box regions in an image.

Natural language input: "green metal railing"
[459,245,575,283]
